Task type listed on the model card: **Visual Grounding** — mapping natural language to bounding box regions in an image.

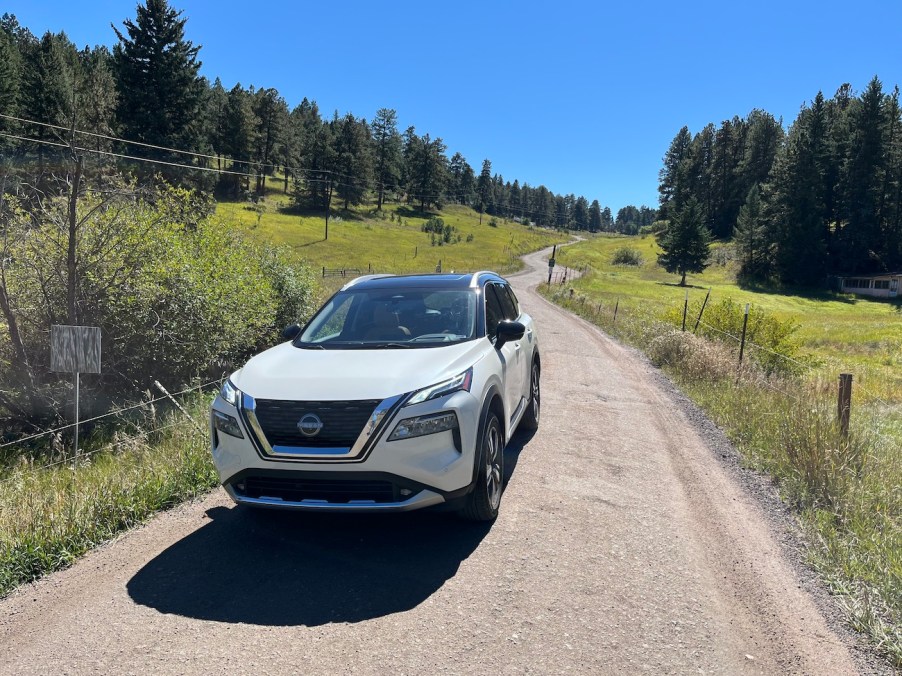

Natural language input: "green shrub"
[663,297,803,374]
[0,186,318,436]
[611,246,644,266]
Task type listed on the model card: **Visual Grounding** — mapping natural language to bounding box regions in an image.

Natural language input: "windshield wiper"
[296,342,325,350]
[376,342,413,349]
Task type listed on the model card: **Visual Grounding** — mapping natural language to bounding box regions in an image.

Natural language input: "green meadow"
[215,187,566,277]
[551,233,902,403]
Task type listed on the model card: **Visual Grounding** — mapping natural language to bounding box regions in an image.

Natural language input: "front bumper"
[210,389,481,511]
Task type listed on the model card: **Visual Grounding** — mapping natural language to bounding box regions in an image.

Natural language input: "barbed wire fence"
[0,378,222,482]
[548,281,900,451]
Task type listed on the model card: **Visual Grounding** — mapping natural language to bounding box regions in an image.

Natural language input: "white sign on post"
[51,325,101,458]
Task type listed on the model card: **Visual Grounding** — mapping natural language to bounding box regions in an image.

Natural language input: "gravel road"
[0,246,884,674]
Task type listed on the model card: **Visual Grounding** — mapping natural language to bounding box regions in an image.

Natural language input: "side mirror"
[495,320,525,348]
[282,323,301,341]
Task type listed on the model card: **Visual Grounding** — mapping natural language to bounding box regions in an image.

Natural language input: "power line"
[2,114,600,228]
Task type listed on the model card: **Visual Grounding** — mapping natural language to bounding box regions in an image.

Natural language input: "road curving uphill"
[0,246,883,674]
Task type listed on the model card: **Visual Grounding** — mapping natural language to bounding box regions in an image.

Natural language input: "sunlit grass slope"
[552,233,902,402]
[215,187,565,276]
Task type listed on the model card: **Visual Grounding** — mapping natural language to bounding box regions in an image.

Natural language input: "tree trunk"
[680,271,687,287]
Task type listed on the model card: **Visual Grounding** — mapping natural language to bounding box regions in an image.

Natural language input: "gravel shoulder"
[0,246,887,675]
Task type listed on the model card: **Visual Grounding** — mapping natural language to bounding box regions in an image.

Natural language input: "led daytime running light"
[406,368,473,405]
[220,379,241,407]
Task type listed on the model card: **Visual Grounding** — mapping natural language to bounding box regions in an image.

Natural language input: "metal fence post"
[682,289,688,331]
[738,303,750,366]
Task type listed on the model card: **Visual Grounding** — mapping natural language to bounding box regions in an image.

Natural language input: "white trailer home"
[837,272,901,298]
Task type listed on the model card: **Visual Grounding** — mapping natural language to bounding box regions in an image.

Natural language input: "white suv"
[210,271,540,520]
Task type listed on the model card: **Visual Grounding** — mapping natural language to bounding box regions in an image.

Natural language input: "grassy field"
[0,395,217,598]
[551,233,902,402]
[214,186,566,277]
[542,233,901,665]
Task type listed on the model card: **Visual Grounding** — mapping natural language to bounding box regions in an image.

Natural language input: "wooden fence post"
[613,299,619,323]
[838,373,853,436]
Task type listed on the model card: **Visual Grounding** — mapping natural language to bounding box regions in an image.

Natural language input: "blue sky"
[5,0,902,213]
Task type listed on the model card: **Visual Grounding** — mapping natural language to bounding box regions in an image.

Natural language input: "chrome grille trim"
[240,392,408,462]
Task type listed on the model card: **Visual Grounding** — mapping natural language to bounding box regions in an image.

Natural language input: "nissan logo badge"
[297,413,324,437]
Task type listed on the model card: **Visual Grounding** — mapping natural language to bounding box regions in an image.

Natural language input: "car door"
[486,282,523,425]
[499,283,533,405]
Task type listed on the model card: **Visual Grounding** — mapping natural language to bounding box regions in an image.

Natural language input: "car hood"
[232,340,488,401]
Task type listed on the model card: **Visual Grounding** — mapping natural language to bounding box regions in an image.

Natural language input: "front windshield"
[298,288,478,348]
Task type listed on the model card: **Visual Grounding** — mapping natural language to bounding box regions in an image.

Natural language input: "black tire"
[459,413,504,521]
[519,360,540,431]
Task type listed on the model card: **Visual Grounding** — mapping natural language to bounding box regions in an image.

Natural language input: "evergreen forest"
[0,2,634,233]
[659,82,902,284]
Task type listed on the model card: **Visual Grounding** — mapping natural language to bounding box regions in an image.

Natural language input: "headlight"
[220,379,241,407]
[212,410,244,438]
[389,411,458,441]
[406,368,473,406]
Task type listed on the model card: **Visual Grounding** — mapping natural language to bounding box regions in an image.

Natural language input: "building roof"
[838,271,902,279]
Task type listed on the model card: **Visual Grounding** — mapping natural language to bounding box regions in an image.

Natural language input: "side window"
[497,284,519,320]
[484,284,504,339]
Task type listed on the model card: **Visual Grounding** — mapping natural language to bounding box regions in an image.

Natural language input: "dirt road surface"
[0,247,882,674]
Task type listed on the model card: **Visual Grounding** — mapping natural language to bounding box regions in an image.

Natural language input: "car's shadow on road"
[126,432,532,627]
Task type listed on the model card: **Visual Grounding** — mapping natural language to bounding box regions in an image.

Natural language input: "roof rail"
[341,273,396,290]
[469,270,500,287]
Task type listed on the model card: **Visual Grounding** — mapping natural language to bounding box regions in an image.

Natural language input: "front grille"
[240,476,399,503]
[253,399,380,448]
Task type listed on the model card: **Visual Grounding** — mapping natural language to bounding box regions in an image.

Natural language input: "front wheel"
[519,361,540,431]
[459,413,504,521]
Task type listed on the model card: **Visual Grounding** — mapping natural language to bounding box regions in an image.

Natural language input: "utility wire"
[2,115,601,228]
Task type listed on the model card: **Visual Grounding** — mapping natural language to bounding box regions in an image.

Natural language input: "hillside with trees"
[0,2,616,232]
[658,81,902,286]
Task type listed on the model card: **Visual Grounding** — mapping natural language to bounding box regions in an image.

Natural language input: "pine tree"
[601,206,613,231]
[734,184,768,278]
[883,87,902,270]
[332,113,372,210]
[572,195,589,230]
[113,0,203,175]
[588,200,602,232]
[371,108,401,209]
[658,126,692,221]
[252,87,288,194]
[448,152,474,205]
[204,77,228,171]
[656,198,710,286]
[219,84,257,196]
[21,32,78,174]
[839,77,886,272]
[297,120,335,210]
[0,28,21,155]
[766,101,829,285]
[476,159,493,222]
[403,131,446,211]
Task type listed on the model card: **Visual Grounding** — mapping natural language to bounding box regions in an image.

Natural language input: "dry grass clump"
[647,329,737,382]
